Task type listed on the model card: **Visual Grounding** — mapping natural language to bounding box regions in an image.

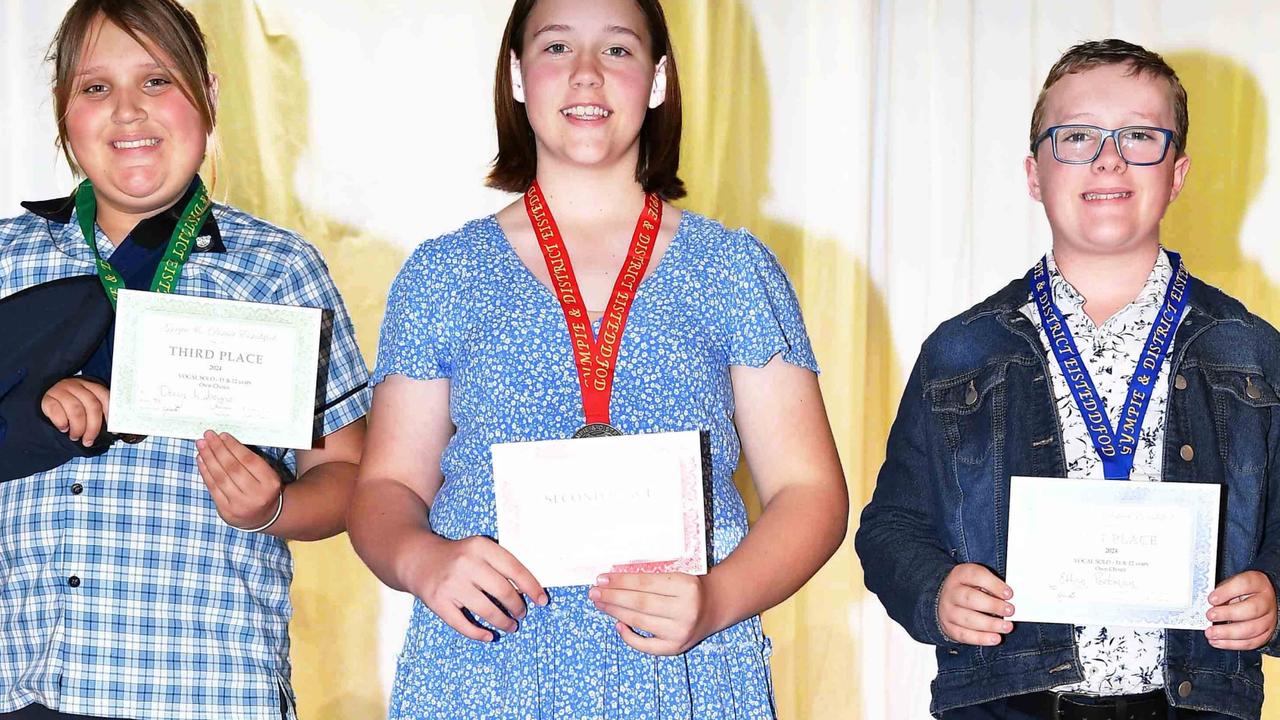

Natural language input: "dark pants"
[941,693,1236,720]
[1,697,289,720]
[0,707,117,720]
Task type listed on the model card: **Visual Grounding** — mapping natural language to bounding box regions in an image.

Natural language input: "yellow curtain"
[188,2,1280,718]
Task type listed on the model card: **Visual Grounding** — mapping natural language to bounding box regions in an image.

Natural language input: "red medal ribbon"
[524,181,663,428]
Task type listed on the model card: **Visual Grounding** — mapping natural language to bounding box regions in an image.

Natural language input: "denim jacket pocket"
[928,362,1009,467]
[1204,367,1279,475]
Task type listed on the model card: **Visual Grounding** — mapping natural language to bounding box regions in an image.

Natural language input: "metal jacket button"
[964,381,978,406]
[1246,377,1263,400]
[1178,680,1193,698]
[1180,445,1195,462]
[1174,374,1188,390]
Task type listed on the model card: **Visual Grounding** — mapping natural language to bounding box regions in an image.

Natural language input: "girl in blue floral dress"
[348,1,848,717]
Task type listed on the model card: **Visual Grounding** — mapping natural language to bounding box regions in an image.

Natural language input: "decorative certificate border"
[109,289,321,449]
[1005,476,1220,630]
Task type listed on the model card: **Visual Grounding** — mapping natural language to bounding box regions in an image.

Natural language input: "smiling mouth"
[1082,191,1132,201]
[112,138,160,149]
[561,105,612,120]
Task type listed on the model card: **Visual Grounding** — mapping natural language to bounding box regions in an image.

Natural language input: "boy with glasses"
[857,39,1280,719]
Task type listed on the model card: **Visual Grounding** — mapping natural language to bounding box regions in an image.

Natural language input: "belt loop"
[1050,691,1062,719]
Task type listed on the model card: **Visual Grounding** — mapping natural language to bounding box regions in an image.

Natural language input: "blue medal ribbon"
[1030,251,1190,480]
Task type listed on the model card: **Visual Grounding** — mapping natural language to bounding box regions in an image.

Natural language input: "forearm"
[704,481,848,633]
[855,503,957,646]
[347,478,443,592]
[262,460,357,541]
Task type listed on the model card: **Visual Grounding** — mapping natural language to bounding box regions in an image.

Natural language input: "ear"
[510,51,525,104]
[1025,154,1043,202]
[648,56,668,110]
[1168,153,1191,203]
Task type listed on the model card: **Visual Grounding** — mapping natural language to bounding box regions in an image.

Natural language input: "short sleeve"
[372,241,453,385]
[724,230,819,372]
[273,241,372,439]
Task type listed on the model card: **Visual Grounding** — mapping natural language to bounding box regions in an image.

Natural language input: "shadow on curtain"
[1162,50,1280,717]
[190,2,404,718]
[667,2,894,717]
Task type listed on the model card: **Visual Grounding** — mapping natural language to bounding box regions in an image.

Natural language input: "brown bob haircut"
[487,0,686,200]
[47,0,215,174]
[1030,38,1189,158]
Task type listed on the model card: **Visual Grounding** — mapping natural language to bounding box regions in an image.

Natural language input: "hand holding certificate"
[109,289,321,449]
[1005,476,1220,630]
[492,430,707,588]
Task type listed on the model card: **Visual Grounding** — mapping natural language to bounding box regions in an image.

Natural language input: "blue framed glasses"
[1031,125,1176,166]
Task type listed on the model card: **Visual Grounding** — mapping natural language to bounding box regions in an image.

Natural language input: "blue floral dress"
[373,211,817,720]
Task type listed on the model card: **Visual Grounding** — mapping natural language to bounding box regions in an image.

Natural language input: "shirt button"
[67,575,81,588]
[1174,374,1188,390]
[1180,445,1195,462]
[1178,680,1193,698]
[70,483,84,495]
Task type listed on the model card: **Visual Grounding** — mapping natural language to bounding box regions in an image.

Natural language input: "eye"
[1063,131,1093,144]
[1120,128,1157,143]
[545,42,570,55]
[143,76,172,89]
[81,83,109,96]
[603,46,632,58]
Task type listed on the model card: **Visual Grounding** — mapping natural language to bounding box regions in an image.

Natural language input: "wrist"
[231,488,284,533]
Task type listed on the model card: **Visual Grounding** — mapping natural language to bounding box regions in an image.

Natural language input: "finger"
[52,387,92,440]
[458,587,519,633]
[41,394,70,432]
[1207,614,1274,642]
[487,548,547,606]
[195,454,234,510]
[590,586,678,620]
[596,602,669,638]
[220,433,275,487]
[1208,594,1272,624]
[597,573,684,597]
[75,388,105,447]
[201,431,249,495]
[953,565,1013,600]
[80,380,111,415]
[1210,572,1270,605]
[954,586,1014,618]
[475,572,529,621]
[196,437,237,495]
[614,621,674,656]
[946,607,1013,637]
[436,603,497,643]
[1206,630,1272,651]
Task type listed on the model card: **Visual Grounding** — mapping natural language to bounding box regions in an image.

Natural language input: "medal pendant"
[573,423,622,439]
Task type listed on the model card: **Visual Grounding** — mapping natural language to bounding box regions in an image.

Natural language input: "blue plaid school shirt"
[0,194,371,720]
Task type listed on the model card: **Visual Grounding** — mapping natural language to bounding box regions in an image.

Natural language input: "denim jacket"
[855,269,1280,719]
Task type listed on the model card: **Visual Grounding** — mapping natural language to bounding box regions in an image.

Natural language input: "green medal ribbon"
[74,178,212,307]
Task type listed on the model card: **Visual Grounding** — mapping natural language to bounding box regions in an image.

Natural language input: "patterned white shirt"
[1021,249,1181,696]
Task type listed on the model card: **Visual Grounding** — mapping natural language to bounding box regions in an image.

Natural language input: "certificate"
[492,430,708,588]
[108,289,322,449]
[1005,476,1219,630]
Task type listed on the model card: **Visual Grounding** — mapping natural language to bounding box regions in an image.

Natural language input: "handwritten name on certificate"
[492,430,708,588]
[1005,476,1219,630]
[108,289,321,449]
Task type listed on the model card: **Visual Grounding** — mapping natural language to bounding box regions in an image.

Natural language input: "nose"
[1091,133,1127,173]
[110,87,147,125]
[570,54,603,89]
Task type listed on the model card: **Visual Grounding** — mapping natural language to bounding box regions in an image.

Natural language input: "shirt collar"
[1043,247,1173,321]
[20,177,224,254]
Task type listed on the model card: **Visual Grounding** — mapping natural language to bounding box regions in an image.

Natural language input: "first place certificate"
[108,289,321,449]
[1005,476,1220,630]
